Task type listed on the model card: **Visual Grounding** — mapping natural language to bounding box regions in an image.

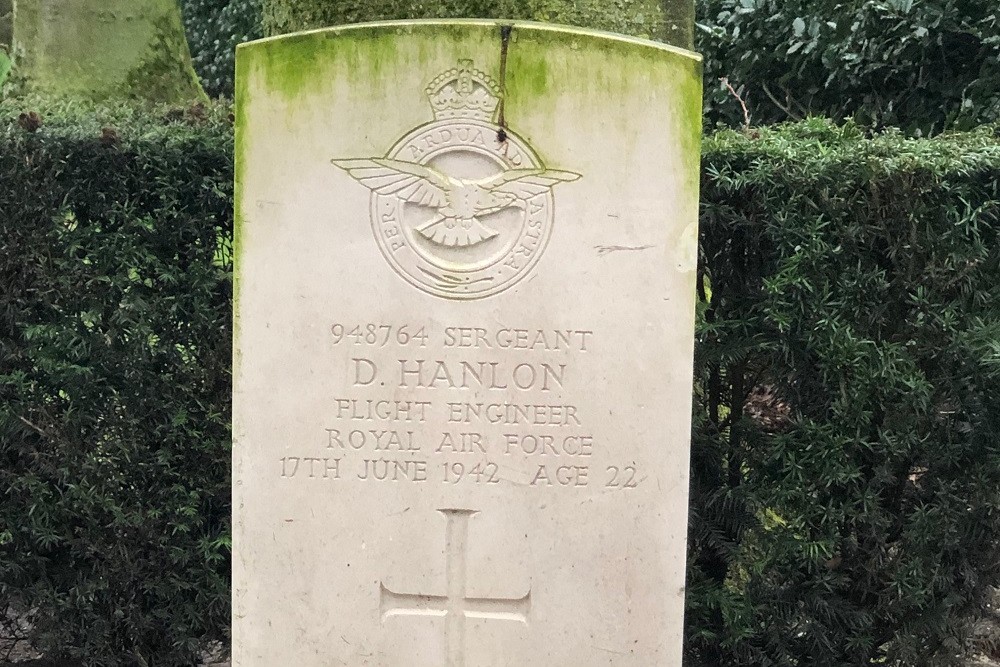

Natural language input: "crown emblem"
[426,60,501,122]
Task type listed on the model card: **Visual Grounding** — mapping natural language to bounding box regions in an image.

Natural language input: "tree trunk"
[0,0,11,49]
[262,0,695,50]
[12,0,204,102]
[661,0,694,52]
[0,0,11,86]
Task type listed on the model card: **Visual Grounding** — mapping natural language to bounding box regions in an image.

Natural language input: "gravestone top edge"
[237,18,702,63]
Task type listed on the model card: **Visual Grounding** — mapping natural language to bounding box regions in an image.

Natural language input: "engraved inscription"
[279,321,645,490]
[380,509,530,667]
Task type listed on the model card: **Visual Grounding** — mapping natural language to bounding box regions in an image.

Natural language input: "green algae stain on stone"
[498,23,701,160]
[238,20,702,178]
[676,55,704,187]
[244,22,495,104]
[246,32,336,102]
[232,44,256,351]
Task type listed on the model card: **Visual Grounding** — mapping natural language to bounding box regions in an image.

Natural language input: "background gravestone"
[261,0,695,50]
[12,0,203,101]
[234,20,701,665]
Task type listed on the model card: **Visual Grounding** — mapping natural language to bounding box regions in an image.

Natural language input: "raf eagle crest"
[332,60,580,300]
[331,158,578,247]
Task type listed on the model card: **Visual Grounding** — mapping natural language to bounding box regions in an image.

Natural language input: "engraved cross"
[379,509,530,667]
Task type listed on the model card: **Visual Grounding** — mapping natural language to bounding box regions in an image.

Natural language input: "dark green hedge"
[688,120,1000,665]
[0,101,233,665]
[697,0,1000,134]
[1,105,998,665]
[181,0,262,98]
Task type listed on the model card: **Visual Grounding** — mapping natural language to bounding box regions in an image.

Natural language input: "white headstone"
[234,20,702,666]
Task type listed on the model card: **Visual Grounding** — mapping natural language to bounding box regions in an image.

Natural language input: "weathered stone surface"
[262,0,694,50]
[13,0,203,102]
[234,20,701,666]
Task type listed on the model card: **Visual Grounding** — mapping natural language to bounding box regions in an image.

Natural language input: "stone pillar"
[262,0,695,50]
[661,0,694,53]
[13,0,204,102]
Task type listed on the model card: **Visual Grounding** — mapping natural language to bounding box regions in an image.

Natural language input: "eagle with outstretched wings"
[332,158,580,248]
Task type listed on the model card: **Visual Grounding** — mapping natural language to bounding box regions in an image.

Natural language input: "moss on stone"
[235,20,702,200]
[13,0,204,103]
[495,22,701,163]
[241,19,698,106]
[233,47,251,347]
[261,0,693,50]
